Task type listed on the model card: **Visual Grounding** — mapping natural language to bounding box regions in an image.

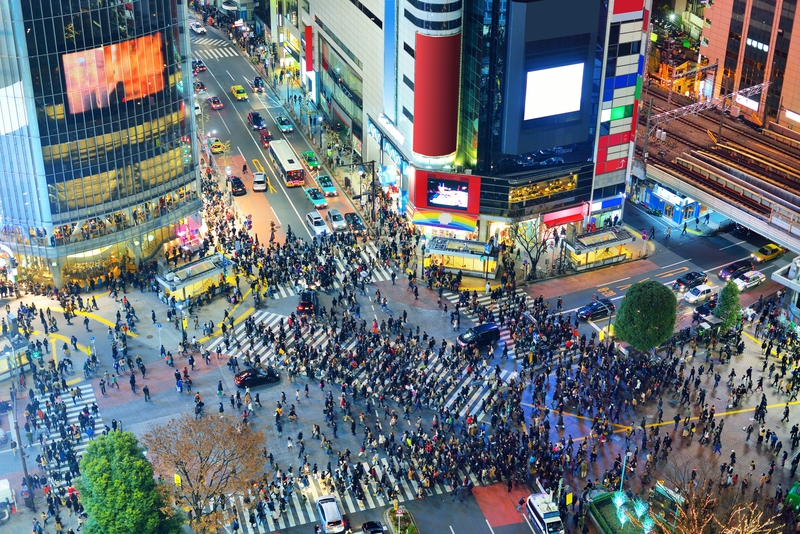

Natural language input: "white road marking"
[601,277,630,286]
[660,259,692,269]
[720,240,746,250]
[227,70,235,80]
[485,519,496,534]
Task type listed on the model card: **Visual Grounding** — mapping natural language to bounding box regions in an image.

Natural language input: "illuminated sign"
[524,63,585,121]
[785,109,800,123]
[735,94,759,111]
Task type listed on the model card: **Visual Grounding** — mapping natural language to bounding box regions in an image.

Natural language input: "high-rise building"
[0,0,200,288]
[701,0,800,125]
[280,0,651,245]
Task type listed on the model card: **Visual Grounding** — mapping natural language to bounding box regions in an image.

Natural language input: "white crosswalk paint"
[35,381,104,485]
[194,48,238,60]
[191,37,228,46]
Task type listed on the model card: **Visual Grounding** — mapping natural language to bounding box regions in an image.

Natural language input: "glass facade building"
[0,0,200,287]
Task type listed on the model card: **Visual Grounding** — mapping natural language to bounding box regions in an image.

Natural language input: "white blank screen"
[524,63,585,121]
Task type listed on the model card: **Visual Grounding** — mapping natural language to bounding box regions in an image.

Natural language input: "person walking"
[129,372,137,394]
[143,385,151,401]
[681,222,687,236]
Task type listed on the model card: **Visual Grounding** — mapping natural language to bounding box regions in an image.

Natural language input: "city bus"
[268,140,305,187]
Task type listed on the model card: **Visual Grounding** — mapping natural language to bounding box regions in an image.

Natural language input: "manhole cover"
[146,335,153,339]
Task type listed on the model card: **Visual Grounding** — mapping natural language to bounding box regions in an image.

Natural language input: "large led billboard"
[63,33,165,114]
[414,171,481,215]
[523,63,585,120]
[426,178,469,211]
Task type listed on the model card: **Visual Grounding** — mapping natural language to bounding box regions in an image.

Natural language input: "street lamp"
[7,347,35,511]
[318,116,324,148]
[177,304,187,344]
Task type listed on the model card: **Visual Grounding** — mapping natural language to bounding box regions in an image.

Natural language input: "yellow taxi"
[751,243,786,263]
[230,85,248,101]
[208,137,225,154]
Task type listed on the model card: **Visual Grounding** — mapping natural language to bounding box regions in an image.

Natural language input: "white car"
[684,284,714,304]
[326,208,347,232]
[734,270,766,292]
[306,212,329,236]
[190,22,206,34]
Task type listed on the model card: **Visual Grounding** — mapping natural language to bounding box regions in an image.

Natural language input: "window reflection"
[509,175,578,203]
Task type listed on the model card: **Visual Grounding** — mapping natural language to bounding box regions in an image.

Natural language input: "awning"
[412,208,477,232]
[542,205,585,227]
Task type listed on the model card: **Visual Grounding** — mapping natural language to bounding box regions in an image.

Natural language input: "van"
[252,172,267,192]
[457,323,500,351]
[316,496,345,533]
[526,493,564,534]
[194,101,201,117]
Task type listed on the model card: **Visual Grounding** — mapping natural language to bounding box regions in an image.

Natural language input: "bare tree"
[142,413,267,534]
[508,220,554,280]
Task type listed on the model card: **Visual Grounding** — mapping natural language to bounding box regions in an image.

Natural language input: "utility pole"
[7,349,35,511]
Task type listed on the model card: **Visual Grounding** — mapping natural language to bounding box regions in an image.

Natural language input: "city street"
[0,20,797,534]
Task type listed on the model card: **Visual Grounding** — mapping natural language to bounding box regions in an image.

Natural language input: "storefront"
[643,184,705,224]
[588,195,624,229]
[367,116,410,215]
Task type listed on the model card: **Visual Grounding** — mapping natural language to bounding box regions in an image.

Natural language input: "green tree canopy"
[614,280,677,351]
[713,280,741,330]
[77,431,181,534]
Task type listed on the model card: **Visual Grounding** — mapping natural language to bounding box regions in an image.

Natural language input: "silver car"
[306,212,329,236]
[326,208,347,232]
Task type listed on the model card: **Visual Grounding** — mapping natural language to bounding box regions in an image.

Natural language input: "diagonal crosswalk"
[261,242,396,300]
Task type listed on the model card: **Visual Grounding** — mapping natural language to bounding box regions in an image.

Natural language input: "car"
[672,271,708,292]
[732,223,752,237]
[259,129,274,148]
[576,298,616,321]
[276,115,293,133]
[457,323,501,351]
[301,150,321,169]
[193,81,206,93]
[326,208,347,232]
[208,137,225,154]
[305,187,328,209]
[194,101,201,117]
[693,295,719,321]
[206,96,224,110]
[230,85,248,101]
[316,496,345,533]
[229,176,246,196]
[190,21,206,34]
[751,243,786,263]
[718,259,754,280]
[233,367,279,387]
[684,284,714,304]
[734,270,766,292]
[252,76,265,93]
[252,172,267,192]
[298,289,319,315]
[306,211,329,236]
[248,111,266,130]
[316,174,337,196]
[192,59,207,72]
[361,522,385,534]
[344,212,366,235]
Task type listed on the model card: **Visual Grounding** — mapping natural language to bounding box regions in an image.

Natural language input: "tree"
[508,220,553,280]
[614,280,677,351]
[713,280,741,330]
[142,413,266,534]
[77,431,180,534]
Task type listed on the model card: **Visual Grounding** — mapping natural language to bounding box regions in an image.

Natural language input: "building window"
[404,42,415,58]
[403,75,414,90]
[403,107,414,122]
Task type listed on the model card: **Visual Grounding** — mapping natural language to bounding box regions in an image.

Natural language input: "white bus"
[268,140,305,187]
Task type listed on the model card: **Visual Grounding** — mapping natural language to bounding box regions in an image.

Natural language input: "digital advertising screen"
[426,178,469,211]
[63,33,165,114]
[523,63,585,121]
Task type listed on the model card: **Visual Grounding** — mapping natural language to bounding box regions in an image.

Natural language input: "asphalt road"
[190,22,360,244]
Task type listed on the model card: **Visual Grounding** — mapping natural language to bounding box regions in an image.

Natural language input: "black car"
[297,289,319,315]
[576,298,616,321]
[362,521,385,534]
[672,271,708,292]
[457,323,501,351]
[248,111,266,130]
[693,295,719,321]
[234,367,280,387]
[192,59,207,72]
[732,223,752,237]
[718,259,754,280]
[229,176,246,196]
[344,212,366,234]
[252,76,264,93]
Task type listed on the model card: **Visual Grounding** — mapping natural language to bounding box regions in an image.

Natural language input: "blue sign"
[156,323,162,329]
[90,337,95,342]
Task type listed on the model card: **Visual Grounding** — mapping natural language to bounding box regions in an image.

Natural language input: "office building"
[0,0,201,287]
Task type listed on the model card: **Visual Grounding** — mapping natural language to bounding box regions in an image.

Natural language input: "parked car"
[684,284,714,304]
[316,174,337,196]
[326,208,347,232]
[193,81,206,93]
[718,259,754,280]
[206,96,224,109]
[672,271,708,292]
[229,176,246,196]
[751,243,786,263]
[734,270,766,292]
[576,298,616,320]
[306,211,329,236]
[192,59,207,72]
[344,212,366,235]
[234,367,279,387]
[305,187,328,209]
[208,137,225,153]
[298,289,319,315]
[457,323,500,351]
